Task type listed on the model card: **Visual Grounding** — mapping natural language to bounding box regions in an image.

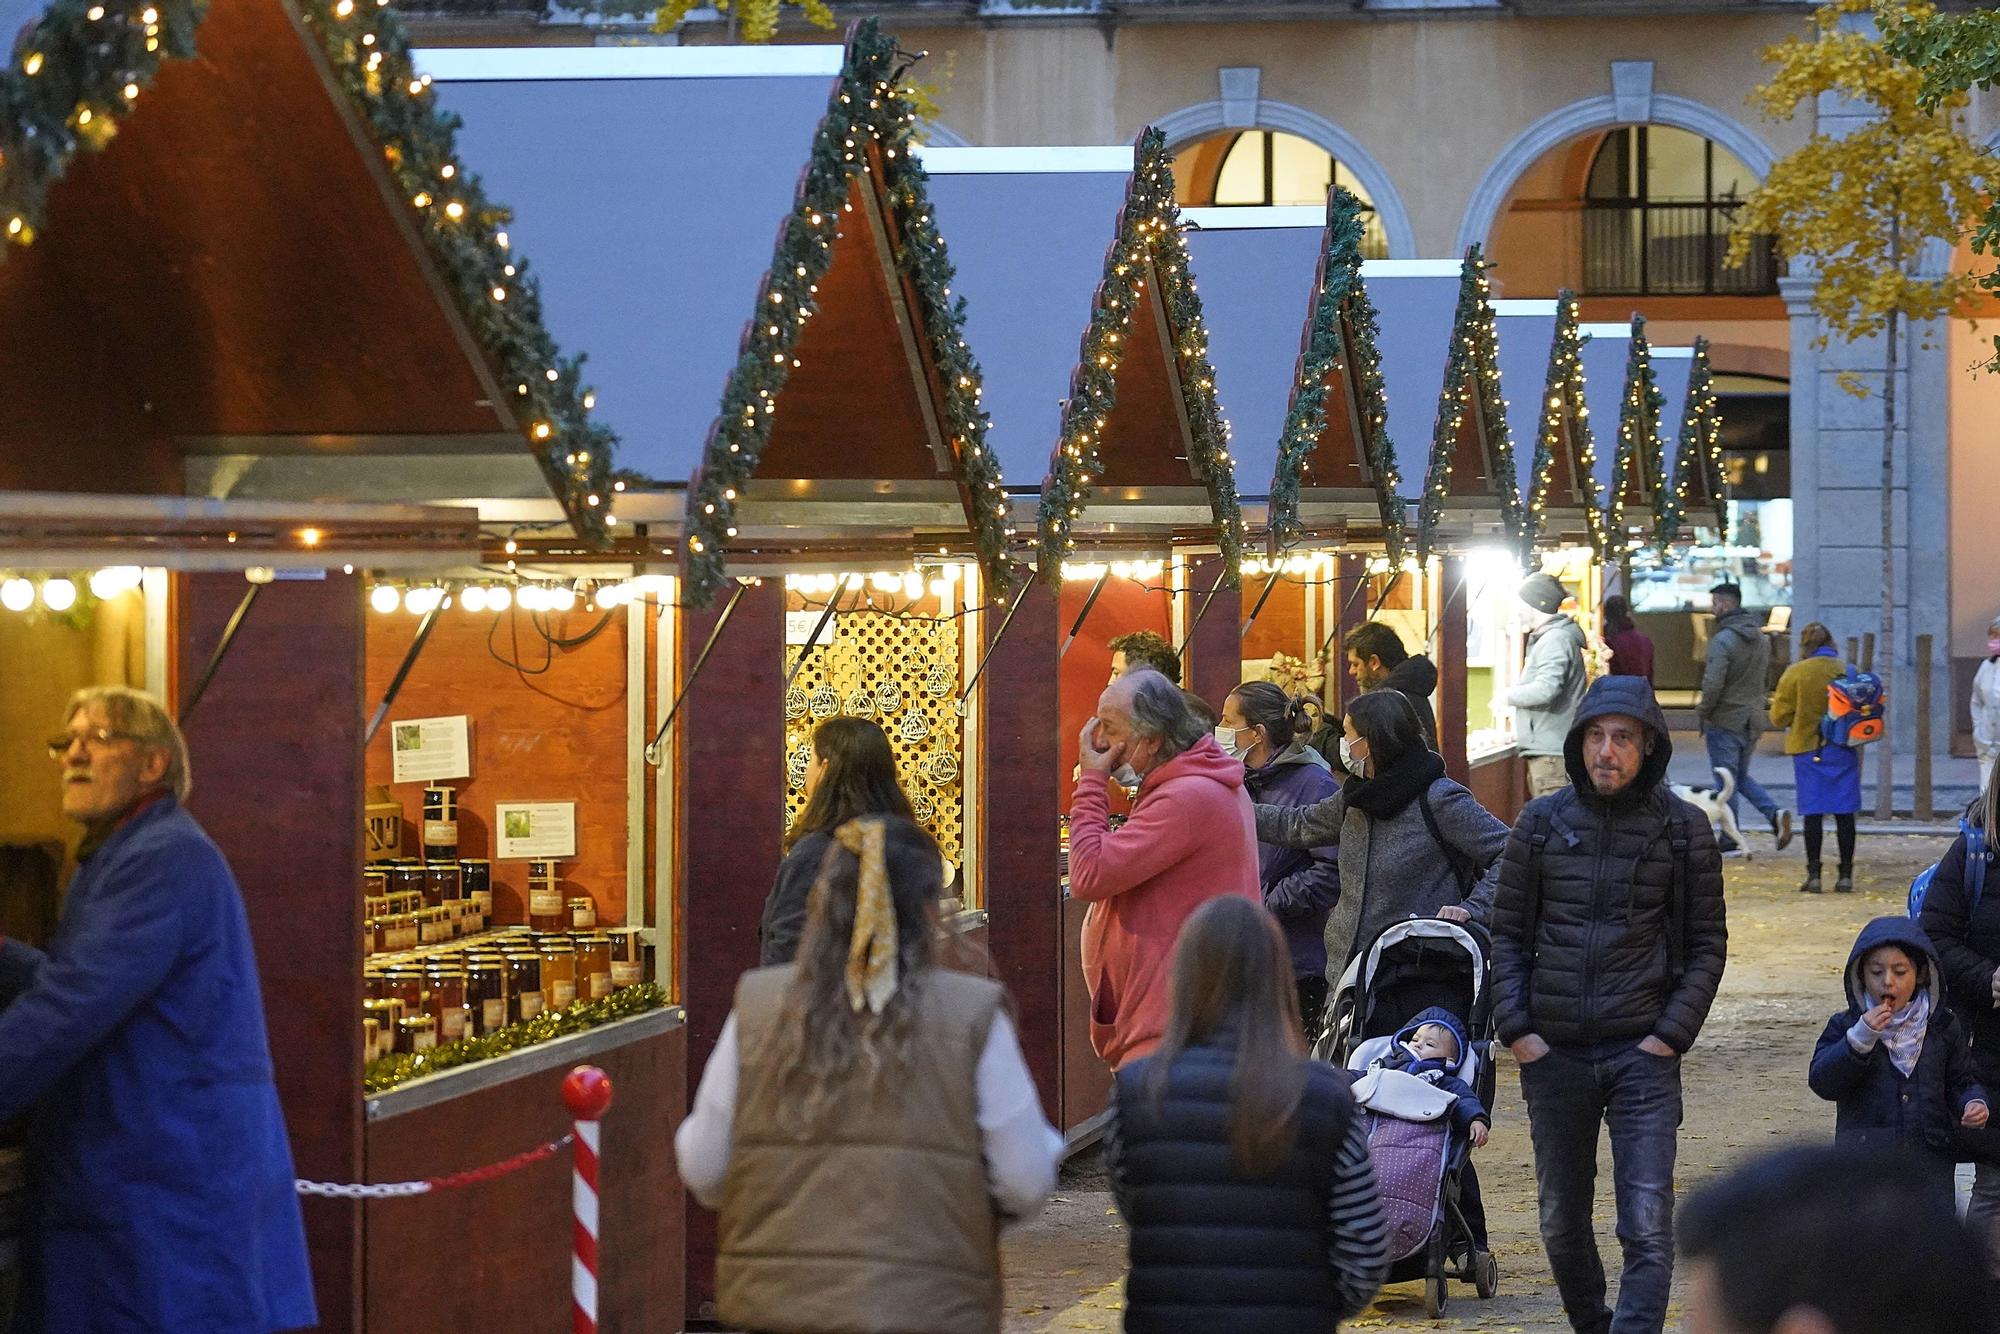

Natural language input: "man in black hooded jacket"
[1489,675,1727,1334]
[1312,621,1440,766]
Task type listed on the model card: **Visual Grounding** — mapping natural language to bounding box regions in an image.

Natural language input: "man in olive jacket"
[1490,675,1726,1334]
[1698,580,1791,852]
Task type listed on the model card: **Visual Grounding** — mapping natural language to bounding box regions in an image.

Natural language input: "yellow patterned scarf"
[837,818,899,1014]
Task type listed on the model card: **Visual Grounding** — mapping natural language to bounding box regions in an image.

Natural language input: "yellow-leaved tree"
[1730,0,1994,817]
[654,0,834,43]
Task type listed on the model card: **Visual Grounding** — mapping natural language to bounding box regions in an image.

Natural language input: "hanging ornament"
[896,708,931,744]
[843,686,874,716]
[786,743,812,791]
[875,678,902,714]
[809,683,839,719]
[784,686,808,721]
[922,662,953,698]
[924,752,959,786]
[912,790,937,823]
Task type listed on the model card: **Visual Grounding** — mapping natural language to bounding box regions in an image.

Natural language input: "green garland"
[0,0,614,538]
[1414,245,1522,565]
[1520,291,1607,560]
[1035,126,1244,584]
[681,18,1013,608]
[1269,186,1405,562]
[1605,315,1666,557]
[1664,336,1728,547]
[364,982,668,1095]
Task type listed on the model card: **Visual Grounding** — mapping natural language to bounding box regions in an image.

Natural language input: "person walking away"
[1507,572,1590,799]
[1490,675,1728,1334]
[1699,582,1793,853]
[1807,917,1986,1206]
[1770,623,1861,894]
[759,715,915,965]
[1915,764,2000,1288]
[1105,896,1389,1332]
[1220,682,1340,1038]
[1343,621,1439,750]
[1974,616,2000,786]
[676,815,1063,1334]
[1601,595,1654,682]
[1071,669,1260,1070]
[1679,1144,1997,1334]
[0,688,315,1333]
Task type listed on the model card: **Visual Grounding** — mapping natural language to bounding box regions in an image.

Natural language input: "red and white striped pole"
[562,1065,615,1334]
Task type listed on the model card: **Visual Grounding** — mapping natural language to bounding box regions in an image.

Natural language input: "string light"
[1521,292,1607,560]
[1606,315,1667,559]
[1416,245,1522,566]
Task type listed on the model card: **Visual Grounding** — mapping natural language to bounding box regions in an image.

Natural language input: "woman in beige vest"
[676,815,1061,1334]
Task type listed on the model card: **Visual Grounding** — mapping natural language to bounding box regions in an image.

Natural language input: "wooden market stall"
[0,0,692,1326]
[1665,336,1729,547]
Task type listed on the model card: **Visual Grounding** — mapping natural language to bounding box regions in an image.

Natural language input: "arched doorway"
[1172,129,1391,258]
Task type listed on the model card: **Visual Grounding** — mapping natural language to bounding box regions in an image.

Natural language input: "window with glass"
[1172,130,1389,259]
[1581,126,1778,296]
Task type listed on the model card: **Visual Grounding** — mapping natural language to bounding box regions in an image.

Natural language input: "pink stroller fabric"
[1361,1110,1450,1262]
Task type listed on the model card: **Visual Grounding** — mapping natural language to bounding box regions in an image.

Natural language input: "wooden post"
[1183,554,1242,711]
[1439,555,1470,785]
[1846,637,1860,669]
[1861,633,1876,673]
[1915,634,1934,822]
[1333,554,1370,714]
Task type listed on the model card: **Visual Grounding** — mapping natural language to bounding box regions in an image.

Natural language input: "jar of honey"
[536,938,578,1013]
[574,934,612,1001]
[362,998,403,1062]
[395,1014,437,1056]
[422,785,458,862]
[527,859,565,931]
[425,967,468,1043]
[387,863,426,906]
[567,897,597,931]
[504,952,544,1022]
[460,859,493,919]
[466,961,508,1036]
[423,861,462,909]
[605,928,647,989]
[382,966,427,1012]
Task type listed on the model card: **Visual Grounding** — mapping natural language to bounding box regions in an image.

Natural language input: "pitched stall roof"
[1023,129,1244,581]
[1367,261,1464,544]
[1496,293,1606,558]
[0,0,611,541]
[1409,246,1524,563]
[1666,337,1727,545]
[1591,316,1693,556]
[432,26,1014,605]
[1255,192,1408,559]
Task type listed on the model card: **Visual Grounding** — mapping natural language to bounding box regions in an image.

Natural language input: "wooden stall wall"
[1239,576,1310,667]
[1184,554,1242,714]
[363,607,632,928]
[1056,575,1171,811]
[177,573,366,1333]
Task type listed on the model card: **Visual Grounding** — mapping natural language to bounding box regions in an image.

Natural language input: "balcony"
[1581,200,1779,297]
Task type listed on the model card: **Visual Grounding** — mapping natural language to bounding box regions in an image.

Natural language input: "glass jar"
[425,968,468,1043]
[364,917,382,957]
[536,939,578,1013]
[465,961,508,1037]
[395,1014,437,1055]
[460,859,493,919]
[504,952,544,1022]
[362,998,403,1062]
[423,861,462,909]
[382,966,427,1012]
[567,897,597,931]
[390,912,421,952]
[422,785,458,862]
[527,859,565,931]
[605,928,647,989]
[574,934,612,1001]
[387,864,426,907]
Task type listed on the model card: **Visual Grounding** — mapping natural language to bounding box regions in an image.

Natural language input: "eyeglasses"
[46,727,142,760]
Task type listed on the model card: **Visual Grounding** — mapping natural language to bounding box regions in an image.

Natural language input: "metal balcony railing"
[1581,200,1779,296]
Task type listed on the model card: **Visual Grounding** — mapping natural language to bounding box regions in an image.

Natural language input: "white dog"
[1671,766,1746,857]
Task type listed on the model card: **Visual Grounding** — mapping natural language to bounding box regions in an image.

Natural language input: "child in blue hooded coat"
[1810,916,1989,1202]
[1375,1005,1492,1146]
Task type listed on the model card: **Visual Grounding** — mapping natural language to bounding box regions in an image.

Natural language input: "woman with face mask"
[1974,617,2000,787]
[1219,681,1341,1038]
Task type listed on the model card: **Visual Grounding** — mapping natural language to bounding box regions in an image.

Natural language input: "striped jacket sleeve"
[1326,1112,1390,1319]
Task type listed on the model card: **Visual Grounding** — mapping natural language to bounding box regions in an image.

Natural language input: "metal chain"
[296,1132,573,1200]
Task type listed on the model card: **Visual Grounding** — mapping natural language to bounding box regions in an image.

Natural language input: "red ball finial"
[562,1065,614,1121]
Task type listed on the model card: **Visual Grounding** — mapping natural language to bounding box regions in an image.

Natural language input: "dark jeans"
[1519,1043,1683,1334]
[1703,727,1780,836]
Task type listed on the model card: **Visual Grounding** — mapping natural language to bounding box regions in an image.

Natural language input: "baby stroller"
[1316,917,1500,1318]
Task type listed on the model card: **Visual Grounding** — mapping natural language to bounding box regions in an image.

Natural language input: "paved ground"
[1000,831,1954,1332]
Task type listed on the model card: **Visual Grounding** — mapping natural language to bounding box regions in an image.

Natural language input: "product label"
[411,1030,436,1054]
[551,980,576,1011]
[518,992,544,1021]
[482,999,506,1031]
[438,1008,465,1042]
[529,890,563,916]
[571,905,596,929]
[589,971,611,1000]
[471,890,492,914]
[611,961,643,988]
[422,819,457,846]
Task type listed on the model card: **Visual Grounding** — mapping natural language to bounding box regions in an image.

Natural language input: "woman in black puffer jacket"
[1106,897,1388,1333]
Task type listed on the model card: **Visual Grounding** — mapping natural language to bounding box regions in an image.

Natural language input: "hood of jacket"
[1254,740,1329,774]
[1528,613,1585,651]
[1714,608,1765,646]
[1383,654,1439,701]
[1139,733,1249,798]
[1562,674,1674,801]
[1843,916,1944,1015]
[1392,1005,1471,1076]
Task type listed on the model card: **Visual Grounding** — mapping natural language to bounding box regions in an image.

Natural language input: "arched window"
[1173,130,1389,259]
[1581,126,1776,295]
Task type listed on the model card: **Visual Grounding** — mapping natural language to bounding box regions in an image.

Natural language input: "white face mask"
[1339,735,1365,774]
[1111,763,1141,789]
[1215,724,1250,760]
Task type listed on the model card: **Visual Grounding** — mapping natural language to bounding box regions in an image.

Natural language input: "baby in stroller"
[1369,1008,1492,1147]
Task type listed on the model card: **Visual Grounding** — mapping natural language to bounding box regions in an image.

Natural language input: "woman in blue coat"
[1219,682,1340,1039]
[2,688,315,1332]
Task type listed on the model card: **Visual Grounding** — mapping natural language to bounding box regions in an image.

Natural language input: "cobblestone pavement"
[1001,832,1951,1332]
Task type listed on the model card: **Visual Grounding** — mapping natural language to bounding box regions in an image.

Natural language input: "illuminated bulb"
[370,585,400,614]
[22,53,42,75]
[488,586,511,612]
[459,585,489,613]
[40,579,76,612]
[814,573,837,594]
[552,587,577,612]
[0,579,32,611]
[870,571,899,593]
[597,583,623,608]
[444,201,464,221]
[88,566,141,598]
[404,587,443,615]
[298,526,322,547]
[902,572,924,600]
[503,539,518,555]
[122,83,137,100]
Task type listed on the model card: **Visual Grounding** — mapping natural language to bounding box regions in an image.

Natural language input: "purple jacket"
[1244,744,1342,979]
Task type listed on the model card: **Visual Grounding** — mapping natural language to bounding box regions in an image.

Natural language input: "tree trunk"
[1876,230,1900,820]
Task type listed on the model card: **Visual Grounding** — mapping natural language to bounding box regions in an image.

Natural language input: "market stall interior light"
[86,566,143,599]
[1059,559,1165,583]
[0,578,32,612]
[39,578,76,611]
[370,584,401,614]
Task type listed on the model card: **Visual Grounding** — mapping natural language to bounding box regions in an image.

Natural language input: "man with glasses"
[0,687,314,1332]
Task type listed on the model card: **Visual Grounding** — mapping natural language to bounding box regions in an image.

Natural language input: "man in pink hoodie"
[1071,669,1261,1069]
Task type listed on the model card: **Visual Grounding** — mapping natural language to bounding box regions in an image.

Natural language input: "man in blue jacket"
[1,687,315,1332]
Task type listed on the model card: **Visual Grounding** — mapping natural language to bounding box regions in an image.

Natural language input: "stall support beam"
[176,572,364,1333]
[1183,556,1241,711]
[678,578,786,1321]
[1439,555,1470,786]
[1333,555,1370,715]
[980,580,1063,1127]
